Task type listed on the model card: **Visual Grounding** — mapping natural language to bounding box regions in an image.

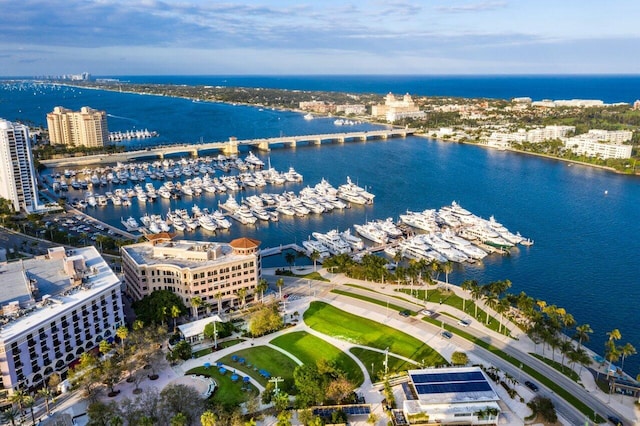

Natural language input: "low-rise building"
[564,138,633,159]
[402,367,501,425]
[335,104,366,115]
[121,238,261,316]
[0,246,123,399]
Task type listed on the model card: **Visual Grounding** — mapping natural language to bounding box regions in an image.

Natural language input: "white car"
[458,319,471,327]
[420,309,434,317]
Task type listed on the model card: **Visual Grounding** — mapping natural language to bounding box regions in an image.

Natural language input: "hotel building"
[121,238,261,315]
[0,118,41,213]
[564,129,634,159]
[0,246,124,400]
[371,93,426,123]
[401,367,501,425]
[46,106,110,148]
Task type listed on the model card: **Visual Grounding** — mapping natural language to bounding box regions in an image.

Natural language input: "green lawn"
[331,289,417,316]
[304,301,446,367]
[192,339,244,358]
[349,347,417,381]
[270,331,364,385]
[218,346,299,394]
[531,353,580,382]
[185,365,258,410]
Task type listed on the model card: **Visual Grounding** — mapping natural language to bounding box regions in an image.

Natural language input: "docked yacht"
[231,205,258,225]
[198,215,218,232]
[312,230,351,255]
[354,222,388,244]
[302,239,330,259]
[339,229,365,251]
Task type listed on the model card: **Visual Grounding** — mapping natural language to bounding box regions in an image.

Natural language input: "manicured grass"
[432,320,604,423]
[331,289,417,316]
[531,353,580,382]
[271,331,364,385]
[304,301,446,367]
[185,365,258,410]
[219,346,299,394]
[276,270,329,281]
[349,347,418,381]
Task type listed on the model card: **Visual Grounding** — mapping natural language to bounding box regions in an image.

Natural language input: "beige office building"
[121,237,261,316]
[371,93,426,123]
[47,106,109,148]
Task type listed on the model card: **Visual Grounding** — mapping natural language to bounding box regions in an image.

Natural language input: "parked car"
[607,415,623,426]
[441,331,453,339]
[524,381,539,392]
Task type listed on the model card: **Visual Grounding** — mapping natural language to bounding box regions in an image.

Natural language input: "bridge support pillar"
[312,139,321,145]
[287,140,297,148]
[191,149,199,158]
[360,135,367,141]
[158,152,164,159]
[257,141,271,151]
[222,141,239,156]
[337,137,345,144]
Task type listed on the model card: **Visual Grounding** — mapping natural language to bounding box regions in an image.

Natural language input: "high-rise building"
[121,237,261,316]
[0,246,124,398]
[0,119,40,213]
[46,106,109,148]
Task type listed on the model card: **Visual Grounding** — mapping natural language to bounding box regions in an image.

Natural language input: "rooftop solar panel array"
[411,371,484,384]
[312,405,371,417]
[415,381,492,395]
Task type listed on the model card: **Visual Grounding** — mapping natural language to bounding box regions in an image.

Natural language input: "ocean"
[1,75,639,375]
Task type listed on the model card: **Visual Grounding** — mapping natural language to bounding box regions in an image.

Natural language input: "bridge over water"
[40,128,416,168]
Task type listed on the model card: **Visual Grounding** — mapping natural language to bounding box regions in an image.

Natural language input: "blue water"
[116,74,640,104]
[1,77,639,375]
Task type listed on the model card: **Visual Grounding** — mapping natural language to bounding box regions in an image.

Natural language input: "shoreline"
[56,81,639,177]
[415,133,640,177]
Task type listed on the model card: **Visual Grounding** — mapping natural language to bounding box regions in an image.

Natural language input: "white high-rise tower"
[0,118,40,212]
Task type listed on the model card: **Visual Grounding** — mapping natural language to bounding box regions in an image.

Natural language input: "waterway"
[1,79,639,375]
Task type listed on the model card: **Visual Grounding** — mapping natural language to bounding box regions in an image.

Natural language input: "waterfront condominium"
[0,246,124,400]
[121,237,261,316]
[46,106,110,148]
[0,118,41,213]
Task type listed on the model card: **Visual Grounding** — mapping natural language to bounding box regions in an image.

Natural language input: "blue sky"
[1,0,639,76]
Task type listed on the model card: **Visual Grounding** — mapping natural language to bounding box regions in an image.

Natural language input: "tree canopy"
[132,290,188,325]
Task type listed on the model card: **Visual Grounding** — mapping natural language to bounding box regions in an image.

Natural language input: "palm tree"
[215,291,223,314]
[495,298,510,334]
[201,411,217,426]
[574,324,593,350]
[191,296,203,319]
[559,340,574,370]
[236,287,248,310]
[560,312,575,342]
[441,261,453,288]
[37,387,53,416]
[309,250,321,272]
[482,292,498,325]
[284,251,296,271]
[171,305,181,332]
[619,342,636,373]
[2,407,19,426]
[257,279,268,304]
[470,283,483,318]
[276,278,284,300]
[9,389,25,417]
[460,279,477,313]
[116,325,129,352]
[23,395,36,426]
[605,340,621,377]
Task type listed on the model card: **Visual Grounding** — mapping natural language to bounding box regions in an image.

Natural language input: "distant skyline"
[1,0,640,76]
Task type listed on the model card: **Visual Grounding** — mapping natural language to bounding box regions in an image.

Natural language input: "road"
[272,272,626,426]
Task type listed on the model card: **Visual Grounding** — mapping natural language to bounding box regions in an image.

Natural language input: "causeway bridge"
[40,128,416,168]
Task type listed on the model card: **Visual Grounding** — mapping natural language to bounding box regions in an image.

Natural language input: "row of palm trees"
[188,278,285,321]
[2,385,55,426]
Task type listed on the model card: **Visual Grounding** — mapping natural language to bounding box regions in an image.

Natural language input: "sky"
[1,0,639,76]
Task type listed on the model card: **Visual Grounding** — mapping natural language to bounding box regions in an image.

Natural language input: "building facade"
[371,93,426,123]
[0,118,41,213]
[121,238,261,315]
[0,246,124,401]
[46,106,109,148]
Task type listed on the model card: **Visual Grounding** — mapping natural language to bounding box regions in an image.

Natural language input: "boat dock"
[260,243,305,257]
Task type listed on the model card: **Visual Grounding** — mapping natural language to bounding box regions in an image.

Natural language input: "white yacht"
[354,222,388,244]
[337,176,375,204]
[399,210,439,232]
[302,240,330,259]
[251,206,271,221]
[198,215,218,232]
[376,218,403,239]
[339,229,365,251]
[231,205,258,225]
[211,210,232,229]
[312,230,351,255]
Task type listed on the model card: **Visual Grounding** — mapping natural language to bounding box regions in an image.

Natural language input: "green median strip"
[331,289,417,316]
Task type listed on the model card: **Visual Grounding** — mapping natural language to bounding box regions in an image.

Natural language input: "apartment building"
[121,237,261,315]
[0,118,41,213]
[0,246,123,400]
[46,106,109,148]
